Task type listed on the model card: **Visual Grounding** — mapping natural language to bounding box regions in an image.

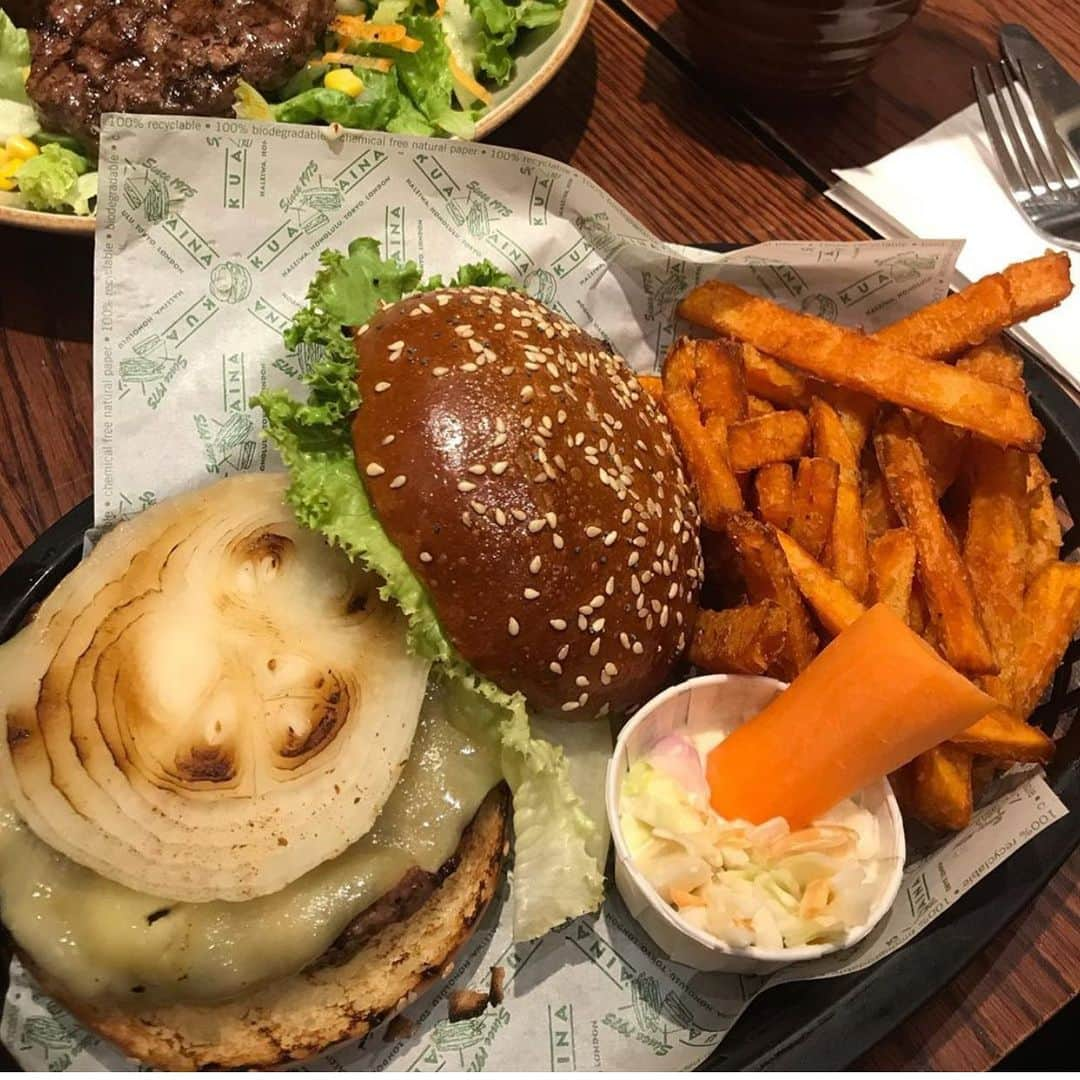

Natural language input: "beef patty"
[26,0,336,148]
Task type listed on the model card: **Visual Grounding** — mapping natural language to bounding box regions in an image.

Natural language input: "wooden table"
[1,0,1077,1069]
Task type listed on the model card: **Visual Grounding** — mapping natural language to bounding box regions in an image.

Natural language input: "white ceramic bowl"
[606,673,906,975]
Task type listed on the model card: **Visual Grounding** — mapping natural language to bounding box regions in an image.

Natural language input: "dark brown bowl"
[676,0,924,96]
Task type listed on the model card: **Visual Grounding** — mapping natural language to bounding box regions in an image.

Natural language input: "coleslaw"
[619,731,883,950]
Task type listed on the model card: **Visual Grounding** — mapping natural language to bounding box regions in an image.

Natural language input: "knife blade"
[1000,24,1080,165]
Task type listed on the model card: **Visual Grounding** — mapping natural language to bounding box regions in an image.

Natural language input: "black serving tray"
[1,268,1078,1071]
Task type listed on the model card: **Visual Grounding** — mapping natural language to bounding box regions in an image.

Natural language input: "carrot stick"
[705,605,998,827]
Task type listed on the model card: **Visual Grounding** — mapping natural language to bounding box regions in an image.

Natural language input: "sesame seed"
[462,512,473,527]
[530,556,542,573]
[381,434,396,446]
[589,639,601,656]
[605,576,615,595]
[528,518,545,534]
[468,339,484,355]
[591,595,605,608]
[491,461,509,476]
[455,325,474,338]
[550,618,567,631]
[557,644,570,660]
[524,587,540,600]
[365,462,385,477]
[621,508,632,524]
[458,481,477,493]
[494,508,507,526]
[508,617,520,637]
[374,381,391,393]
[580,604,594,616]
[545,512,557,528]
[511,508,527,522]
[470,501,486,515]
[578,691,589,705]
[390,475,406,489]
[419,551,433,563]
[494,322,505,331]
[576,675,589,688]
[668,582,679,599]
[468,464,487,475]
[550,662,563,675]
[433,366,449,377]
[561,701,580,712]
[493,432,508,448]
[520,385,535,402]
[578,614,588,631]
[461,362,479,373]
[552,533,564,549]
[620,632,631,649]
[592,618,606,632]
[604,531,617,547]
[585,526,602,539]
[388,340,404,351]
[628,552,640,567]
[632,641,644,654]
[604,662,618,676]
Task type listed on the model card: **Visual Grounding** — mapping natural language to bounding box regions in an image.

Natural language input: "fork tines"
[974,58,1080,203]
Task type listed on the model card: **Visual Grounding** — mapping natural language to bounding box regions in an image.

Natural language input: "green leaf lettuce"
[253,239,603,939]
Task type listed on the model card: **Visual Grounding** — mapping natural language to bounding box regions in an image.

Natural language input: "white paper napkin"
[828,102,1080,391]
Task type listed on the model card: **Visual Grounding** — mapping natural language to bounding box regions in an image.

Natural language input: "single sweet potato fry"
[1010,561,1080,719]
[963,441,1029,665]
[818,384,878,457]
[810,398,869,600]
[789,456,839,560]
[662,336,697,396]
[689,602,788,675]
[725,512,818,678]
[663,390,743,525]
[909,744,973,831]
[741,342,811,408]
[754,463,794,531]
[1025,456,1063,583]
[678,282,1044,449]
[636,373,664,404]
[728,410,810,472]
[875,253,1072,360]
[949,708,1054,764]
[693,337,748,423]
[775,530,866,637]
[905,411,967,496]
[956,336,1026,393]
[874,414,996,674]
[861,451,897,542]
[869,528,917,623]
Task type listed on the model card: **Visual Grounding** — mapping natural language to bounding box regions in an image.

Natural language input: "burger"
[0,239,701,1069]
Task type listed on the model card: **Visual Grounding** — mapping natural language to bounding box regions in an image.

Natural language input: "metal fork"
[973,58,1080,248]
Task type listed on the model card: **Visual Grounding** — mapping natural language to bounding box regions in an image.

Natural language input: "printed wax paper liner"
[1,117,1069,1071]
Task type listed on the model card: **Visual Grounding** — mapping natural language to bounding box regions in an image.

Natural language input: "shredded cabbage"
[620,738,881,950]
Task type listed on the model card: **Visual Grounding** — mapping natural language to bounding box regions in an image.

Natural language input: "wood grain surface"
[0,0,1077,1069]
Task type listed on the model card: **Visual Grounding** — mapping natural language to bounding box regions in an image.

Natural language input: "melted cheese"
[0,686,500,1004]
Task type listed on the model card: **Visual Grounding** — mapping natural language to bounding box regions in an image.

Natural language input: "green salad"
[0,0,565,217]
[0,12,98,215]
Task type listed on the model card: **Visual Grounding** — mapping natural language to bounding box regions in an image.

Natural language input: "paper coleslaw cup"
[605,674,906,974]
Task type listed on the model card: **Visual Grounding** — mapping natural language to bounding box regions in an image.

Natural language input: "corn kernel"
[5,135,39,161]
[0,158,20,191]
[324,68,364,98]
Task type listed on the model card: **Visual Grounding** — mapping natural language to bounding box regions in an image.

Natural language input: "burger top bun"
[351,286,702,717]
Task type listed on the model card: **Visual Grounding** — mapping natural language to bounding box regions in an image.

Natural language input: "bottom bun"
[28,786,509,1071]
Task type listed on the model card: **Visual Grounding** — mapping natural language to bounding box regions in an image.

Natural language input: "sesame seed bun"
[351,287,702,718]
